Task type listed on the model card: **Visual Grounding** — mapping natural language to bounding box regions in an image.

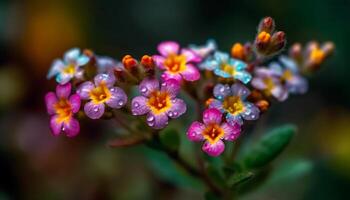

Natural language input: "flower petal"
[271,85,289,102]
[222,122,241,141]
[50,115,62,136]
[231,83,251,99]
[187,121,205,141]
[286,75,308,94]
[167,98,186,118]
[251,77,267,90]
[47,59,65,79]
[199,59,220,71]
[45,92,58,115]
[76,55,90,66]
[202,140,225,157]
[229,59,247,70]
[64,48,80,63]
[234,71,252,84]
[226,113,243,126]
[161,71,182,82]
[97,56,116,73]
[94,73,116,88]
[139,78,159,97]
[214,68,231,78]
[56,73,73,84]
[106,87,127,109]
[213,84,231,100]
[241,103,260,121]
[213,51,229,63]
[77,81,94,100]
[63,118,80,137]
[279,55,298,72]
[189,39,217,58]
[152,55,166,69]
[56,83,71,99]
[69,94,81,113]
[208,99,224,111]
[146,112,169,129]
[84,102,105,119]
[157,41,180,57]
[161,78,180,98]
[203,108,222,125]
[181,48,201,63]
[180,64,200,81]
[131,96,150,115]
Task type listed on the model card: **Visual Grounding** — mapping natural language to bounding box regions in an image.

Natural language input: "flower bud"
[231,43,245,60]
[122,55,138,70]
[141,55,154,70]
[322,42,335,56]
[289,43,302,60]
[258,17,275,33]
[270,31,286,53]
[255,100,270,112]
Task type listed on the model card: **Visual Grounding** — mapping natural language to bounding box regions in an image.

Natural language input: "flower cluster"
[44,17,333,157]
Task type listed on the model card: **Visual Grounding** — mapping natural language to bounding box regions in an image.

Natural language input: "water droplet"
[172,99,177,103]
[94,108,99,112]
[173,111,178,116]
[118,100,124,106]
[141,87,147,93]
[148,122,154,126]
[133,102,139,108]
[110,88,115,92]
[168,111,173,117]
[147,115,154,121]
[62,127,65,131]
[219,87,225,92]
[162,82,167,87]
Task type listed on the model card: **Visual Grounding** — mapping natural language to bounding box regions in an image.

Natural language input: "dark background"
[0,0,349,199]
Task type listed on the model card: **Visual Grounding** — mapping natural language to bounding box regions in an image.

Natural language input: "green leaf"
[204,192,221,200]
[227,171,255,188]
[240,124,296,169]
[159,128,180,152]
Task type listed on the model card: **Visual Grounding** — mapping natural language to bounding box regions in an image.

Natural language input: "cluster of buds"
[254,17,286,57]
[288,41,334,73]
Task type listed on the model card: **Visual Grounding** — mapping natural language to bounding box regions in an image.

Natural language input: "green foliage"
[227,171,255,188]
[239,124,296,169]
[159,128,180,152]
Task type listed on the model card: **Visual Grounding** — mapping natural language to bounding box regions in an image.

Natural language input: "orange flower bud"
[141,55,154,69]
[231,43,245,60]
[122,55,138,70]
[255,100,270,112]
[257,31,271,44]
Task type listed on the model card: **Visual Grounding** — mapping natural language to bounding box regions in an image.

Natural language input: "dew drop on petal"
[141,87,147,93]
[118,100,124,106]
[173,111,178,116]
[147,115,154,122]
[110,88,115,92]
[133,102,139,108]
[94,108,99,112]
[168,111,173,117]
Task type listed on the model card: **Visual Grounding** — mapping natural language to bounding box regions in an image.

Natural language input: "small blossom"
[131,78,186,129]
[45,83,81,137]
[189,39,217,59]
[187,108,241,157]
[199,51,252,84]
[47,48,90,84]
[208,83,260,126]
[77,73,127,119]
[152,41,201,82]
[96,56,121,74]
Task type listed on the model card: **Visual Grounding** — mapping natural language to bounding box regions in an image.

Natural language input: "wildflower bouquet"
[44,17,333,198]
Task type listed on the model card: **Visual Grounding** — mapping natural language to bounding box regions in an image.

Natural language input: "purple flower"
[187,108,241,157]
[152,41,201,82]
[47,48,90,84]
[208,83,260,126]
[45,83,81,137]
[251,57,307,102]
[131,78,187,129]
[77,73,127,119]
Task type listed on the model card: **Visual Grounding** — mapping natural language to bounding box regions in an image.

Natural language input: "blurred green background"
[0,0,349,199]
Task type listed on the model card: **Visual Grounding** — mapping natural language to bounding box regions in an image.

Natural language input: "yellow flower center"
[263,77,276,96]
[257,31,271,43]
[203,123,224,144]
[222,96,245,115]
[89,82,111,104]
[221,63,236,76]
[63,64,76,75]
[147,91,172,114]
[281,69,293,82]
[54,98,73,123]
[309,48,325,65]
[164,54,186,73]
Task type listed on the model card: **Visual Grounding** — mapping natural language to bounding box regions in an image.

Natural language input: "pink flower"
[153,41,201,82]
[45,83,81,137]
[187,108,241,157]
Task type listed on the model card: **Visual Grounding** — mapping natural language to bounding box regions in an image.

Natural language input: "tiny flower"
[187,108,241,157]
[77,73,127,119]
[47,48,90,84]
[45,83,81,137]
[208,83,260,126]
[96,56,119,74]
[131,78,186,129]
[199,51,252,84]
[251,59,308,101]
[152,41,201,82]
[189,39,217,59]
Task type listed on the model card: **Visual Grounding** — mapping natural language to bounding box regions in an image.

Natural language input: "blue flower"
[208,83,260,126]
[47,48,90,84]
[199,51,252,84]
